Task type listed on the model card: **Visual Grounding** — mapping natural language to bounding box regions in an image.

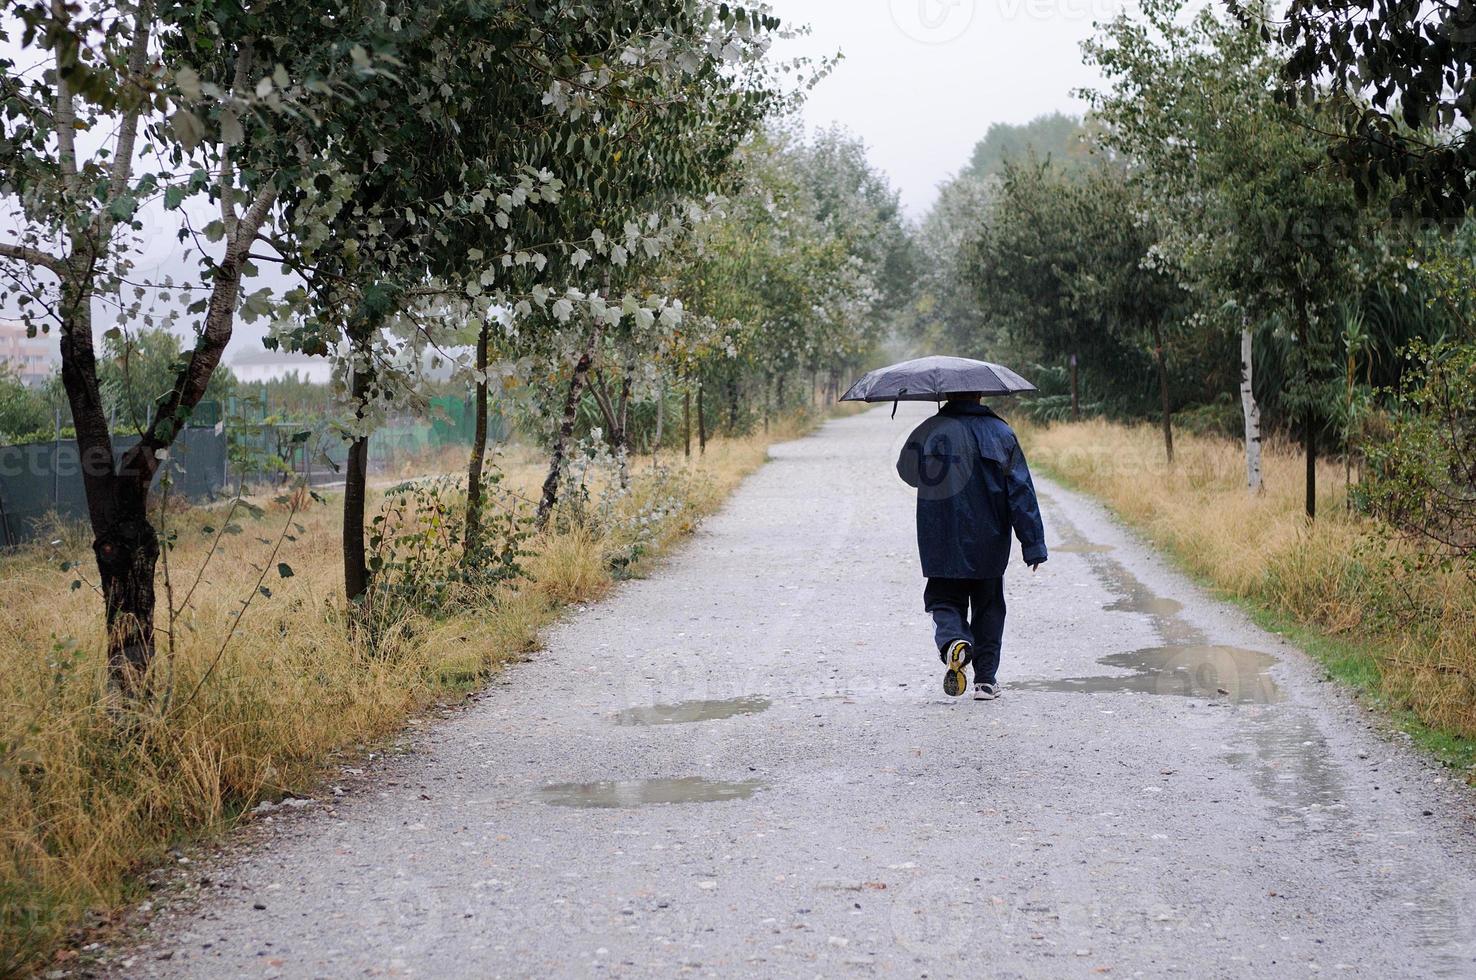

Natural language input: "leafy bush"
[1357,340,1476,578]
[363,466,531,635]
[599,466,697,577]
[548,434,697,576]
[0,367,53,444]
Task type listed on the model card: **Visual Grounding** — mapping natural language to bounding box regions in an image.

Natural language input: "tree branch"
[0,241,67,276]
[233,182,278,255]
[588,367,620,434]
[221,41,257,243]
[105,0,154,201]
[50,0,78,191]
[122,181,278,484]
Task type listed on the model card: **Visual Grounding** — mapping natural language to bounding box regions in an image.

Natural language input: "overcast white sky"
[770,0,1119,217]
[3,1,1120,359]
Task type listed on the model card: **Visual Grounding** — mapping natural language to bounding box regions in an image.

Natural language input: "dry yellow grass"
[1024,419,1476,741]
[0,414,814,975]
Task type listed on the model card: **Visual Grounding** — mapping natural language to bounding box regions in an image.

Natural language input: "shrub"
[1357,340,1476,580]
[363,466,531,637]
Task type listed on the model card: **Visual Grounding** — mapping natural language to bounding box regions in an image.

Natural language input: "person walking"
[895,392,1047,699]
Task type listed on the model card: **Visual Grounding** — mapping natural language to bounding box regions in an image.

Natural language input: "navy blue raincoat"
[895,403,1047,579]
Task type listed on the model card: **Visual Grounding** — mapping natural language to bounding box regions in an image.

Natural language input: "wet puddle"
[1040,500,1364,840]
[535,777,765,808]
[1053,541,1116,554]
[1105,591,1184,619]
[613,696,770,726]
[1049,524,1116,555]
[1044,508,1194,635]
[1092,560,1199,645]
[1223,712,1341,811]
[1016,646,1283,703]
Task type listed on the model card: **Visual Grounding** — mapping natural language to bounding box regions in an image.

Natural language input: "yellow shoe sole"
[942,641,970,697]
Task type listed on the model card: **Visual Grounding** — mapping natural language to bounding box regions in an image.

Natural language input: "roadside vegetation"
[905,1,1475,766]
[0,1,909,971]
[1024,420,1476,755]
[0,411,831,973]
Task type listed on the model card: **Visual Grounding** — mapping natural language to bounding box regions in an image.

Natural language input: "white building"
[226,345,335,384]
[0,320,59,385]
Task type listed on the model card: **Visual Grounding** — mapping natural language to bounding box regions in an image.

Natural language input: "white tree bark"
[1240,325,1263,494]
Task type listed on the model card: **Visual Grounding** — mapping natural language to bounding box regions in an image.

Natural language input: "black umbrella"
[841,355,1036,405]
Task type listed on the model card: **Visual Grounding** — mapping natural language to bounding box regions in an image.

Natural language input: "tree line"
[0,2,906,696]
[907,0,1476,552]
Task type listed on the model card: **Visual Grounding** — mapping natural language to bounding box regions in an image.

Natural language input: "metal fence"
[0,398,507,547]
[0,427,227,547]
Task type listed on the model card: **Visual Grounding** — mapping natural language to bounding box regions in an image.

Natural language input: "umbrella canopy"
[841,355,1036,403]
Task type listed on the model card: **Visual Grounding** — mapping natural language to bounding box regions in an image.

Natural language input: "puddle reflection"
[1052,542,1116,554]
[613,696,770,726]
[1016,646,1283,704]
[535,777,765,808]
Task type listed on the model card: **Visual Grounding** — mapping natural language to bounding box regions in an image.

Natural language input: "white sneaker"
[973,682,1000,701]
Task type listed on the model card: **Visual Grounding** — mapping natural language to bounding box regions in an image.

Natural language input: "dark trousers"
[923,577,1006,685]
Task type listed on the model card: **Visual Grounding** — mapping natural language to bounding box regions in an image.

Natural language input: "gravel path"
[114,404,1476,979]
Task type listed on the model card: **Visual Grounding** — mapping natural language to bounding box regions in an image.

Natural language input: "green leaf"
[107,194,137,222]
[277,562,294,578]
[171,109,205,151]
[219,108,244,147]
[175,65,203,100]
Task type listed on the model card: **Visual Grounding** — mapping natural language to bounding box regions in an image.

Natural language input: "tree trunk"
[1239,325,1263,495]
[94,503,160,696]
[1304,407,1317,521]
[108,185,272,679]
[57,271,161,695]
[537,332,597,527]
[1069,352,1080,421]
[464,320,490,554]
[697,381,707,454]
[1344,346,1357,511]
[1297,294,1316,521]
[727,377,739,431]
[653,380,665,466]
[343,358,372,602]
[1152,325,1173,465]
[763,372,771,435]
[683,386,692,458]
[616,368,632,487]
